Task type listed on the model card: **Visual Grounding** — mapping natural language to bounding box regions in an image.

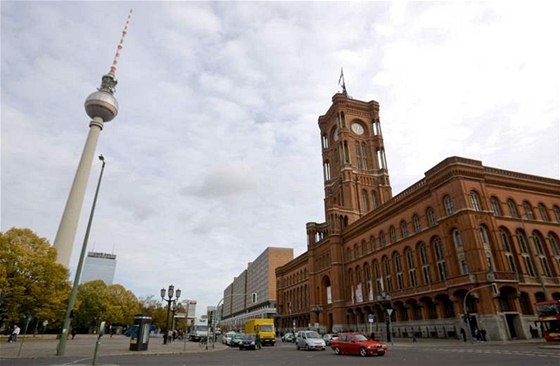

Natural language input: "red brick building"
[275,92,560,342]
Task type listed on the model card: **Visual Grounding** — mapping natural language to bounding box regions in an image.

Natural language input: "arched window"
[383,256,393,292]
[523,201,534,220]
[453,229,469,275]
[539,203,550,222]
[499,228,517,272]
[323,161,331,181]
[393,252,404,289]
[433,237,447,281]
[470,191,482,211]
[507,199,519,218]
[346,247,352,261]
[370,236,377,251]
[413,214,422,233]
[516,229,536,276]
[371,191,378,209]
[380,231,386,247]
[479,225,495,271]
[373,260,382,293]
[553,205,560,223]
[533,231,552,277]
[491,197,502,216]
[400,220,409,238]
[361,190,369,213]
[321,133,328,149]
[354,243,360,259]
[364,263,373,301]
[389,226,397,243]
[418,243,431,285]
[548,233,560,270]
[405,247,417,288]
[426,207,437,226]
[361,240,367,256]
[443,195,454,216]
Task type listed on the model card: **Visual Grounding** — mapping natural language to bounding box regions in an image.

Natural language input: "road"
[1,336,559,366]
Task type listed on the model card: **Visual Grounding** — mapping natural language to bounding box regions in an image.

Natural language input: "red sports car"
[330,333,387,357]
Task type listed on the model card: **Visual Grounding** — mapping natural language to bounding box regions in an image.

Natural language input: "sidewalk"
[0,334,227,359]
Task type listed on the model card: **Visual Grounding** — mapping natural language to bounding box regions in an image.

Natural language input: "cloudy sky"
[2,1,558,315]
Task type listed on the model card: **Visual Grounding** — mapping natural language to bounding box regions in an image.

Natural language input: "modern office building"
[219,247,294,329]
[275,91,560,342]
[80,251,117,284]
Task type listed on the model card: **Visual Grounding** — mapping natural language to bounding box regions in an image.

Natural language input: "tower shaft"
[53,118,104,266]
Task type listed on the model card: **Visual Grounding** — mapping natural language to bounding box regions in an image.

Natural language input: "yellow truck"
[244,319,276,346]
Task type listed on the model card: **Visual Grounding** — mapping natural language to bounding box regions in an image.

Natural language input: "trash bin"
[129,315,152,351]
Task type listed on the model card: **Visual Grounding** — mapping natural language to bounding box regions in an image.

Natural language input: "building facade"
[219,247,293,330]
[80,251,117,284]
[275,92,560,342]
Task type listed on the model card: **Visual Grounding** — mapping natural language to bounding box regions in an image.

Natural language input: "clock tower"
[318,92,392,234]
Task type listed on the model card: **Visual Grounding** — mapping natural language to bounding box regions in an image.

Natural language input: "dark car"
[239,334,259,350]
[330,332,387,357]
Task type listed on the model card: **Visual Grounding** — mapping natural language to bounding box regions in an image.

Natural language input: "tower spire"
[108,9,132,78]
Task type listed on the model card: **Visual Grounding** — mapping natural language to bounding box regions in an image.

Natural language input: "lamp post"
[56,155,106,356]
[377,292,392,343]
[161,285,181,344]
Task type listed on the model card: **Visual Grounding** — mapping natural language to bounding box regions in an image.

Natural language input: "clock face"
[351,123,364,135]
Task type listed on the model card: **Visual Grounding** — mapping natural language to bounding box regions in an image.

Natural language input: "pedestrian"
[8,325,20,343]
[255,331,262,349]
[71,328,77,339]
[480,328,487,342]
[460,328,467,342]
[474,328,481,342]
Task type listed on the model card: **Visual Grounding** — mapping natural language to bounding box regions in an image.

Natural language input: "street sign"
[368,314,375,323]
[386,309,393,316]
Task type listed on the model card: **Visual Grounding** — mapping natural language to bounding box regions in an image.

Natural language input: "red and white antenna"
[108,9,132,77]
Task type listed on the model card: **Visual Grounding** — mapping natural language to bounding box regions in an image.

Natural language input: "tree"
[73,281,141,331]
[0,228,70,330]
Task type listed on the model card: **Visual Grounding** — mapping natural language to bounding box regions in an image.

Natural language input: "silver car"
[296,330,326,351]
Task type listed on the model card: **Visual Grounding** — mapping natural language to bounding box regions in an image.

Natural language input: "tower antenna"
[108,9,133,78]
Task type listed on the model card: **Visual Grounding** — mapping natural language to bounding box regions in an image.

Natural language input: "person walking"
[8,325,20,343]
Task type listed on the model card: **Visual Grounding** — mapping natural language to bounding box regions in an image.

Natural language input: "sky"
[2,1,559,316]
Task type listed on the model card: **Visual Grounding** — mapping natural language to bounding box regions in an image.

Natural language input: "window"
[434,237,447,281]
[539,204,550,222]
[371,191,378,209]
[453,229,468,275]
[549,234,560,269]
[553,205,560,223]
[413,214,422,233]
[427,207,437,226]
[470,191,482,211]
[419,243,431,285]
[361,240,367,256]
[373,260,382,293]
[534,232,552,277]
[355,142,363,170]
[383,256,393,292]
[322,133,328,149]
[361,142,368,170]
[390,226,397,243]
[361,190,369,213]
[323,161,331,181]
[480,225,495,271]
[453,229,463,249]
[354,244,359,259]
[405,247,417,288]
[394,253,404,290]
[364,263,372,301]
[523,201,534,220]
[380,231,386,247]
[443,195,454,216]
[491,197,502,216]
[507,199,519,218]
[400,220,409,238]
[500,228,517,272]
[370,236,377,251]
[516,229,536,276]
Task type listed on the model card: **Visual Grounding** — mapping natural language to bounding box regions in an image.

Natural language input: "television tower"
[53,10,132,267]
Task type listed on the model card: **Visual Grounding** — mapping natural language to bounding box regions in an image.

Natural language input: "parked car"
[238,334,259,350]
[330,332,387,357]
[230,333,245,347]
[223,331,236,345]
[295,330,326,351]
[322,333,338,346]
[281,333,295,342]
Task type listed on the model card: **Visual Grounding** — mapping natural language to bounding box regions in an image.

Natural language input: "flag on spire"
[338,67,347,96]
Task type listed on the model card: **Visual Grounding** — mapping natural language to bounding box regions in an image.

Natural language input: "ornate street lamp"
[161,285,181,344]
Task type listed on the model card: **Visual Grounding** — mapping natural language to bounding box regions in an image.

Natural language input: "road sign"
[386,309,393,316]
[368,314,376,323]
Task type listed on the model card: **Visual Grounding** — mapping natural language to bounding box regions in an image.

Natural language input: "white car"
[296,330,326,351]
[223,331,236,345]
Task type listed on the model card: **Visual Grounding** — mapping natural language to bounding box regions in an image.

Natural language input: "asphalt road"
[2,337,559,366]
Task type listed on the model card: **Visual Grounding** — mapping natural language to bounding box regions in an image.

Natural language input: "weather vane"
[338,67,347,96]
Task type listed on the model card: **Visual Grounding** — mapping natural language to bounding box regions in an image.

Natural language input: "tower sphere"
[84,90,119,122]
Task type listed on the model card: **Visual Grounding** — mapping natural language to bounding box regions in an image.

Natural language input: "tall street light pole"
[161,285,181,344]
[56,155,106,356]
